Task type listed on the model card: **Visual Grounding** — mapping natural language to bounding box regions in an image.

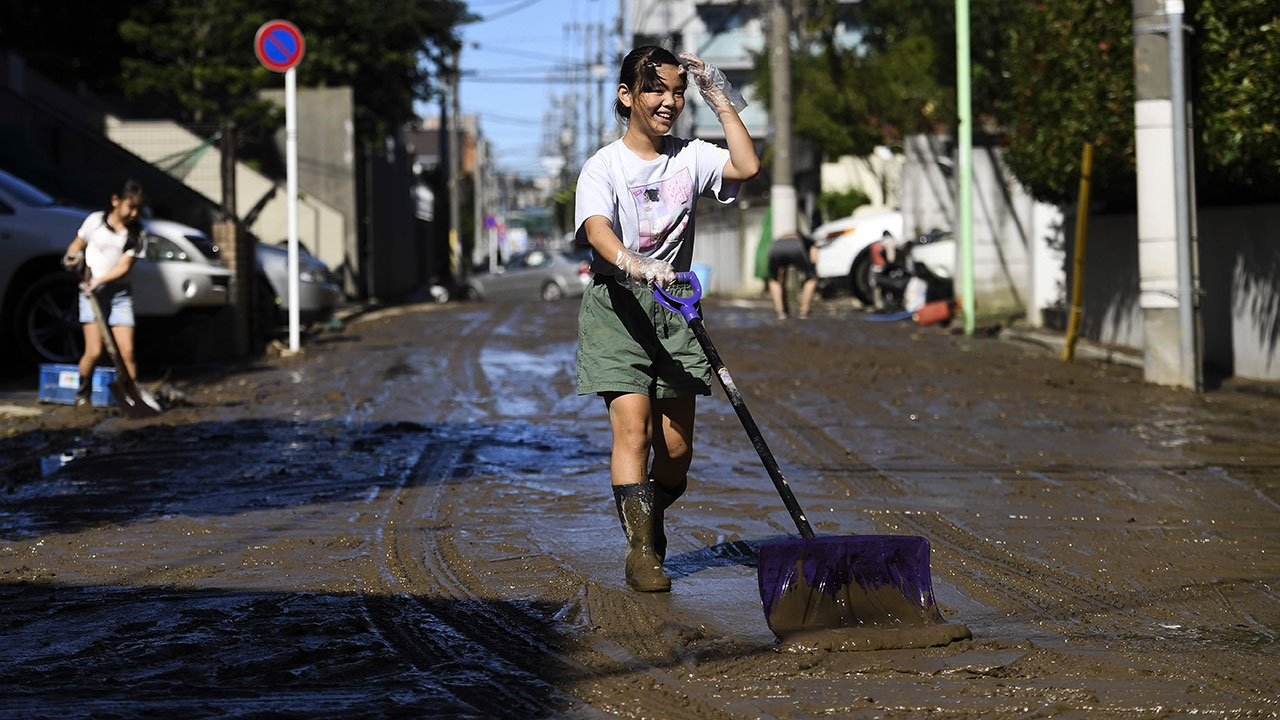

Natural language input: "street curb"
[999,326,1144,370]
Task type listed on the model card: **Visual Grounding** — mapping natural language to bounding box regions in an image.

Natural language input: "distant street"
[2,296,1277,718]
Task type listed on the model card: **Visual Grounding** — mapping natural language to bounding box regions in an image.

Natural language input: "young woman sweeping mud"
[574,46,760,592]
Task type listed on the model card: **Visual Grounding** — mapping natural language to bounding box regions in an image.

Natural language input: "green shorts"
[577,275,712,398]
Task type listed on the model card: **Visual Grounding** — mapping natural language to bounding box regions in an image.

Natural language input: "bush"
[818,187,872,221]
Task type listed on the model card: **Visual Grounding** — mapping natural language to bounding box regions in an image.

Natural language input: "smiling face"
[111,193,144,226]
[619,62,686,141]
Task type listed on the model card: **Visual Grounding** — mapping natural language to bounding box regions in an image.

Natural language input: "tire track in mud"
[356,441,571,717]
[368,432,753,719]
[728,327,1280,703]
[731,380,1134,619]
[352,306,749,719]
[707,334,1131,618]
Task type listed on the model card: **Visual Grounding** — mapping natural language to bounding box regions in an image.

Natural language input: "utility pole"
[595,22,607,148]
[217,122,252,358]
[955,0,975,335]
[768,0,796,239]
[449,47,464,282]
[1133,0,1201,389]
[474,133,485,270]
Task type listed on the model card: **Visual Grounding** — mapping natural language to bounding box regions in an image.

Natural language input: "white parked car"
[0,169,231,368]
[811,208,905,305]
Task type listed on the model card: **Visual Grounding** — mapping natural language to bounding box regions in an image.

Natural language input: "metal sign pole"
[286,66,300,352]
[254,19,304,353]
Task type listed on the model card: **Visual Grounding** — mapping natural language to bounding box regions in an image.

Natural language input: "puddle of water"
[41,448,87,477]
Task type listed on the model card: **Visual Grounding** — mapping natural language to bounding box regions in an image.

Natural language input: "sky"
[454,0,623,179]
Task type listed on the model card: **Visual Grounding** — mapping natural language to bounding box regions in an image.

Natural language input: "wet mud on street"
[1,297,1278,718]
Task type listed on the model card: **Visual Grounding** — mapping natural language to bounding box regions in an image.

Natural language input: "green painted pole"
[955,0,974,335]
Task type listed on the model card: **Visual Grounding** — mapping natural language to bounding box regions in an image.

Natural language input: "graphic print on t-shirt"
[630,168,694,254]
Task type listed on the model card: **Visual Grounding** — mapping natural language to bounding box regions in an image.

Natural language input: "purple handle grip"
[652,271,703,323]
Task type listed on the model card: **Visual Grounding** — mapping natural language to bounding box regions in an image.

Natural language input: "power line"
[478,0,548,23]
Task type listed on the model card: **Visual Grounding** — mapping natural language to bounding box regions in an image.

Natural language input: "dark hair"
[613,46,685,123]
[102,179,145,246]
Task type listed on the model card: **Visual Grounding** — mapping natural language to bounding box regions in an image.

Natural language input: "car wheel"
[541,282,564,302]
[13,272,84,367]
[850,253,875,306]
[464,285,482,301]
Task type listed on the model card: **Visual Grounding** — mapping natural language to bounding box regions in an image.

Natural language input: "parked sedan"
[254,242,343,325]
[0,169,231,368]
[149,223,343,328]
[464,248,593,302]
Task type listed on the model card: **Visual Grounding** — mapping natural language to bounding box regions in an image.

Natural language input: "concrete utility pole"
[1133,0,1202,390]
[769,0,796,239]
[217,122,252,359]
[449,48,464,283]
[955,0,975,336]
[474,134,485,270]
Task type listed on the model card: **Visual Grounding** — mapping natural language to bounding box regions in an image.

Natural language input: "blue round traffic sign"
[255,20,305,73]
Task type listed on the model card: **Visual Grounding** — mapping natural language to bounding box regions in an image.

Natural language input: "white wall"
[105,116,347,282]
[902,134,1057,319]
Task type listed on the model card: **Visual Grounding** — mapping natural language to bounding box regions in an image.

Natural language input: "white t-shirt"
[574,136,739,275]
[77,211,147,281]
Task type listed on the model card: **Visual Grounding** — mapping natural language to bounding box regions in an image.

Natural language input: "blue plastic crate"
[38,364,116,406]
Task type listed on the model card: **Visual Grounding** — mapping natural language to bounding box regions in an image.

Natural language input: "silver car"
[252,242,343,325]
[0,169,231,367]
[464,248,593,302]
[146,223,343,327]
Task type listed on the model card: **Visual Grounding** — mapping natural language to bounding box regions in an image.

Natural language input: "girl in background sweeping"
[62,180,148,407]
[574,46,760,592]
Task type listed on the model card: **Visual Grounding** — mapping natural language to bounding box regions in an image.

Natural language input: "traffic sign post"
[255,20,305,351]
[255,20,305,72]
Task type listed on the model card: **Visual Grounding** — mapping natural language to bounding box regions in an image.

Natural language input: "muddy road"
[2,297,1278,718]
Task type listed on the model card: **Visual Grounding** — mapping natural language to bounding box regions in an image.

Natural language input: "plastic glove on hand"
[614,248,676,289]
[678,52,747,114]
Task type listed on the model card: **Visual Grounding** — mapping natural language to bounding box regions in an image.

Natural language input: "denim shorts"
[576,275,711,398]
[79,284,135,327]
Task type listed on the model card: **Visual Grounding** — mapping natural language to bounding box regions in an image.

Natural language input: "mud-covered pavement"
[2,297,1278,719]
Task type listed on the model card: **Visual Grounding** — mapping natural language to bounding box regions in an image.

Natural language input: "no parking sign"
[254,19,305,351]
[254,20,305,73]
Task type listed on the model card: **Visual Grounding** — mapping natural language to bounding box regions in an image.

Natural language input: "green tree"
[994,0,1279,207]
[118,2,277,130]
[115,0,473,144]
[752,0,1019,167]
[754,0,953,160]
[1195,0,1280,203]
[995,0,1136,207]
[284,0,473,142]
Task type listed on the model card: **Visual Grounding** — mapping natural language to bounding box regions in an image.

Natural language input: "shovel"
[83,286,161,418]
[653,272,957,641]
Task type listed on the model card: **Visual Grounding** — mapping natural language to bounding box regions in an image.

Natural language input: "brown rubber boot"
[651,476,687,563]
[613,483,671,592]
[74,372,93,410]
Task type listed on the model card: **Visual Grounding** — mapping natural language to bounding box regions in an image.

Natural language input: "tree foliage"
[996,0,1280,206]
[757,0,1278,208]
[754,0,951,160]
[280,0,473,143]
[996,0,1136,207]
[1194,0,1280,203]
[754,0,1016,160]
[8,0,473,146]
[118,2,277,130]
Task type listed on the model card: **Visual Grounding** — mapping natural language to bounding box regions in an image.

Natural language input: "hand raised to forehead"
[678,52,747,114]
